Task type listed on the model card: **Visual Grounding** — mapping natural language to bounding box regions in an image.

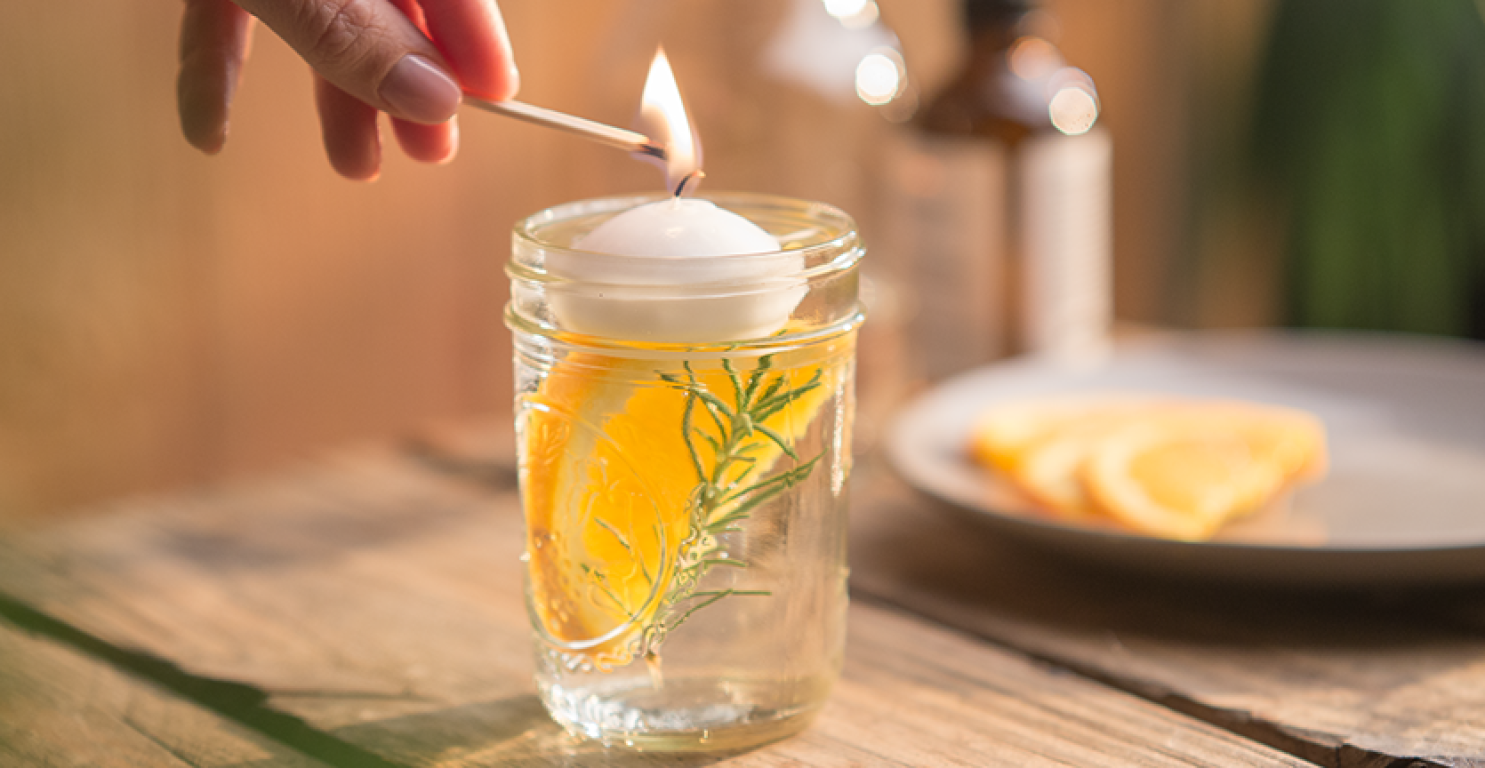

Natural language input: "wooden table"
[2,422,1481,767]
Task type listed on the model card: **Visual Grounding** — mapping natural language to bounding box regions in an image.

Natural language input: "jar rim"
[509,191,863,287]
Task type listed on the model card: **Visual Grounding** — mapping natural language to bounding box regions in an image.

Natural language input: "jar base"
[539,674,831,752]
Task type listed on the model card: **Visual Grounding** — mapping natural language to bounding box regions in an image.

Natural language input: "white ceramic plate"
[886,332,1485,588]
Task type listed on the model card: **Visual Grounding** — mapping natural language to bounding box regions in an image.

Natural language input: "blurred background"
[3,0,1482,520]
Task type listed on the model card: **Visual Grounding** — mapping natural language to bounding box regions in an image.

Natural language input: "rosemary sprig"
[645,353,825,650]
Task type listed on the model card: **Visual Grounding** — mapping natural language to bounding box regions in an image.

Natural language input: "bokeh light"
[855,49,904,105]
[1047,68,1099,135]
[1009,37,1062,81]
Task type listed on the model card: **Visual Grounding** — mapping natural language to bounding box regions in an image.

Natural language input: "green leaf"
[754,422,799,461]
[756,374,787,406]
[681,393,706,483]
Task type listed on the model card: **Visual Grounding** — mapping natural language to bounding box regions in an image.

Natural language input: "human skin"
[176,0,519,180]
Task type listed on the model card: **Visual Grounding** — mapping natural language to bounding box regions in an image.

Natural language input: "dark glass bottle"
[883,0,1111,379]
[918,0,1039,143]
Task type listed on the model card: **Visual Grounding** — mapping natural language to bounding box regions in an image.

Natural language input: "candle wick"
[673,170,705,199]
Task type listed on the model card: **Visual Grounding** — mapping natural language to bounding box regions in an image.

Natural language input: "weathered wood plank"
[786,603,1316,768]
[0,445,1313,767]
[0,617,327,768]
[846,457,1485,768]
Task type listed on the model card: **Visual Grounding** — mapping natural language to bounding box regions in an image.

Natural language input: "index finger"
[178,0,255,154]
[419,0,519,101]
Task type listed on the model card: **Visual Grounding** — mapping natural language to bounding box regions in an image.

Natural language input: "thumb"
[232,0,461,124]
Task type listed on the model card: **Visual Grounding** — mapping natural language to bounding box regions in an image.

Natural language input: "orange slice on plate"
[969,397,1328,539]
[1082,424,1283,540]
[1000,409,1145,519]
[968,396,1141,473]
[1083,403,1328,540]
[969,396,1151,519]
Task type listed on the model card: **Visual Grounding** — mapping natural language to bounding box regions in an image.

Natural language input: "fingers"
[178,0,255,154]
[383,0,459,164]
[315,75,382,180]
[392,117,459,164]
[419,0,519,100]
[184,0,517,176]
[318,75,457,178]
[234,0,461,124]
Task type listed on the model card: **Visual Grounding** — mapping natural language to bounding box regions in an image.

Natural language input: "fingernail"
[440,117,460,164]
[380,55,460,124]
[503,63,521,100]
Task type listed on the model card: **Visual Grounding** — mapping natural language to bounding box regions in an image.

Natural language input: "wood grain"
[846,455,1485,768]
[0,445,1313,766]
[0,618,327,768]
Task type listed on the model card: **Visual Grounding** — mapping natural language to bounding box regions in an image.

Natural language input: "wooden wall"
[0,0,1271,519]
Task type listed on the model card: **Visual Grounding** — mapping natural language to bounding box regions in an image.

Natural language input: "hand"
[177,0,519,180]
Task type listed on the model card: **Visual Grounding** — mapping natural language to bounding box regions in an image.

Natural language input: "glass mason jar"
[506,193,863,750]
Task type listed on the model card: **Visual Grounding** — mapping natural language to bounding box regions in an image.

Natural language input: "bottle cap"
[962,0,1032,30]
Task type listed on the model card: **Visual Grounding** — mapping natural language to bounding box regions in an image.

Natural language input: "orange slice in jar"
[518,341,843,668]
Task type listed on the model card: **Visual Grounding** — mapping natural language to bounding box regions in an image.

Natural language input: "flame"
[638,48,700,194]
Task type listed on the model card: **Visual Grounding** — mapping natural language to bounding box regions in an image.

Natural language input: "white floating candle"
[545,198,805,343]
[579,198,780,259]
